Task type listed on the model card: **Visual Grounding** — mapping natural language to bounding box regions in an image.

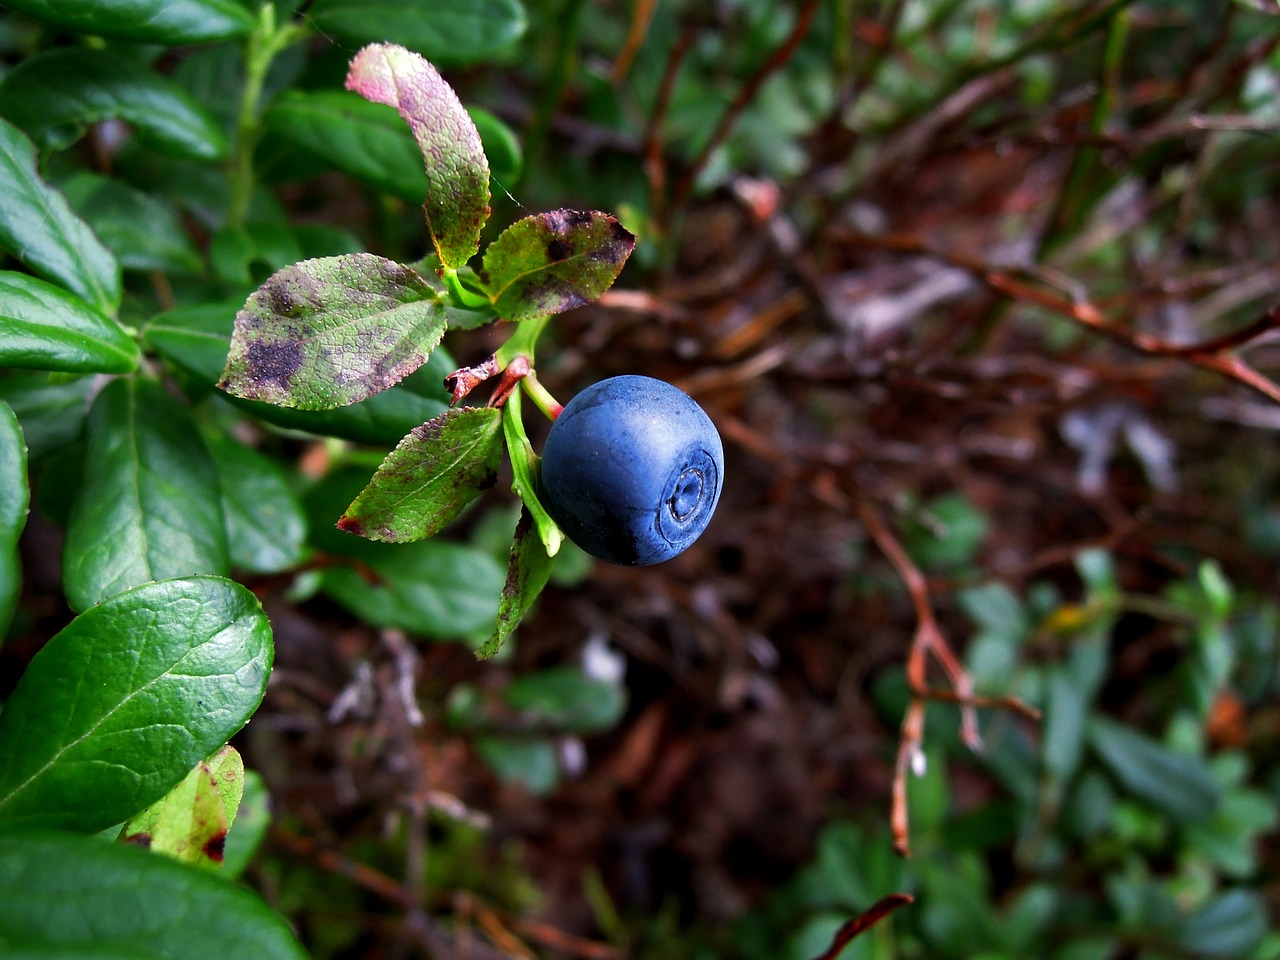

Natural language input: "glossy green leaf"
[120,747,241,870]
[480,210,635,321]
[0,49,227,160]
[0,118,120,314]
[0,832,305,959]
[62,378,230,611]
[145,303,453,445]
[339,407,503,542]
[505,666,626,733]
[0,372,94,461]
[314,0,526,66]
[0,271,138,374]
[1086,716,1221,823]
[479,506,555,660]
[264,90,427,202]
[2,0,253,43]
[0,402,28,638]
[219,253,447,409]
[0,576,272,833]
[1,947,155,960]
[321,539,504,641]
[345,43,489,268]
[203,431,307,574]
[208,223,305,290]
[61,174,202,274]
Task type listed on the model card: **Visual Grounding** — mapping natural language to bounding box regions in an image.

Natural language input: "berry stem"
[501,388,563,556]
[520,369,564,420]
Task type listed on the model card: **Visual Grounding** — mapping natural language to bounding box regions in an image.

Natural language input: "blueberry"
[539,375,724,566]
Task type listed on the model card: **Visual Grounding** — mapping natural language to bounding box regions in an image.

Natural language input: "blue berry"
[539,375,724,566]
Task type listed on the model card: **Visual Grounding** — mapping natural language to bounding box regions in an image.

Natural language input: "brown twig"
[807,893,916,960]
[857,502,1039,857]
[611,0,658,84]
[669,0,823,212]
[836,229,1280,406]
[644,25,697,228]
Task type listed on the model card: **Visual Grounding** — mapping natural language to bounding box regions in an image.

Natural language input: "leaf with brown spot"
[219,253,447,409]
[339,407,504,542]
[480,209,635,321]
[345,43,490,269]
[119,747,245,871]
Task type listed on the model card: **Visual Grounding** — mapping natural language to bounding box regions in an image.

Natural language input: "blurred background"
[4,1,1280,957]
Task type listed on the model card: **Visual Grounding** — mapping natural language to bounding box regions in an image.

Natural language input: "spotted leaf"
[219,253,447,410]
[479,210,635,321]
[345,43,489,269]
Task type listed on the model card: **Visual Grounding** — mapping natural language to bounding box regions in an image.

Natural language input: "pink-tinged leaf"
[345,43,489,269]
[338,407,503,542]
[219,253,447,410]
[479,209,635,321]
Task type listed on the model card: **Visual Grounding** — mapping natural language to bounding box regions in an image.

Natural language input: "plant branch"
[837,229,1280,405]
[229,5,308,229]
[670,0,823,210]
[858,501,1038,857]
[807,893,915,960]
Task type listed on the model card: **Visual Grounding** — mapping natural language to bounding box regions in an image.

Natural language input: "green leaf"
[1042,669,1088,782]
[505,666,626,733]
[313,0,527,66]
[120,747,241,870]
[1175,890,1268,959]
[264,90,427,202]
[901,492,989,572]
[339,407,503,542]
[219,253,447,409]
[469,106,522,185]
[321,539,504,641]
[0,271,138,374]
[1086,716,1221,823]
[204,431,308,574]
[480,210,636,321]
[145,303,453,445]
[0,402,28,638]
[3,0,253,43]
[474,736,558,795]
[345,43,490,268]
[60,173,202,274]
[206,745,245,837]
[0,832,305,959]
[0,49,227,160]
[479,506,555,660]
[0,372,94,461]
[0,576,272,834]
[0,118,120,314]
[62,377,230,611]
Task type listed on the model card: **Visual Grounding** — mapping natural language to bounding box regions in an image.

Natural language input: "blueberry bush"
[2,2,1280,959]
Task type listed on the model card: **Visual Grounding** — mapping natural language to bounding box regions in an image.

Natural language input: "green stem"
[495,315,551,367]
[520,370,563,420]
[228,4,308,229]
[501,389,563,556]
[441,266,492,310]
